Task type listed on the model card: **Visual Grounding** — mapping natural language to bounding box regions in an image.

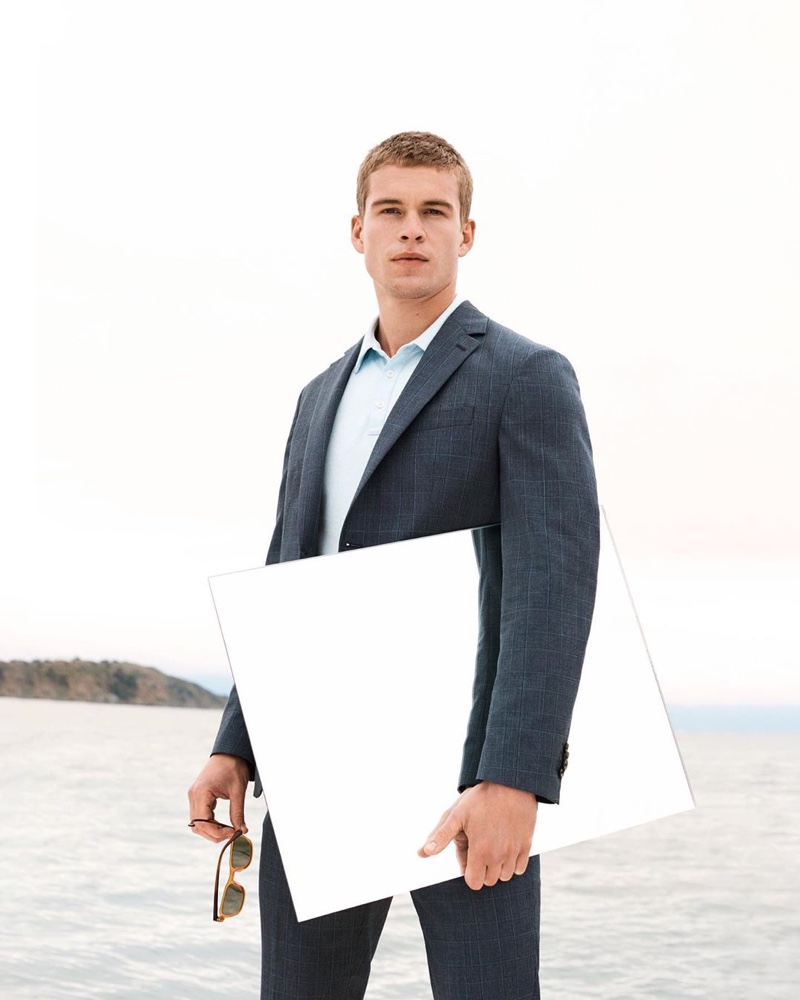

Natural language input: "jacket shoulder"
[457,301,568,365]
[465,313,577,387]
[489,319,565,362]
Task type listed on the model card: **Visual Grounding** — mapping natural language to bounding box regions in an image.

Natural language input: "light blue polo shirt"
[318,296,464,555]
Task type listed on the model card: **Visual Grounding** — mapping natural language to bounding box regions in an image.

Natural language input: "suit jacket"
[212,300,600,805]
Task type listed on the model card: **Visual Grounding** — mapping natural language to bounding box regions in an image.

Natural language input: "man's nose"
[399,213,425,241]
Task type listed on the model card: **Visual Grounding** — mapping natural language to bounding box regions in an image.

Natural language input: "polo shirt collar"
[353,294,464,374]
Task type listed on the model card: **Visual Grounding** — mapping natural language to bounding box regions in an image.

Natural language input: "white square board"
[209,510,693,920]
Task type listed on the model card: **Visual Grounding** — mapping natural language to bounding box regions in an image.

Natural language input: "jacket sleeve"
[460,348,600,804]
[210,393,304,771]
[210,683,257,771]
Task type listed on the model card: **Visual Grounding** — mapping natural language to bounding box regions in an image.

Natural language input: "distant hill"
[0,659,226,709]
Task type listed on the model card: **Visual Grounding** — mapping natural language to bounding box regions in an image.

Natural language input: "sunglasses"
[189,819,253,922]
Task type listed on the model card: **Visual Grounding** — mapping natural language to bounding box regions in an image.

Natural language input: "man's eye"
[424,209,443,215]
[381,207,400,214]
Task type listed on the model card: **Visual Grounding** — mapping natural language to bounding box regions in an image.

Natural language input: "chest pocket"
[412,404,474,431]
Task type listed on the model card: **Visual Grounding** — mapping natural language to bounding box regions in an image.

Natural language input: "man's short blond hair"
[356,131,473,222]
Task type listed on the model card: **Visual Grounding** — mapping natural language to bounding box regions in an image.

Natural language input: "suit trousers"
[259,812,541,1000]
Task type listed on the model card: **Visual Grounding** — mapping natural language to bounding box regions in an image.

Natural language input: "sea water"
[1,699,798,999]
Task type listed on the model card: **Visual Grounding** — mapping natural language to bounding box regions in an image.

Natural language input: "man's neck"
[375,286,456,358]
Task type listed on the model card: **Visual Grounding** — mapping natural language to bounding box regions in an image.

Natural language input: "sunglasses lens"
[231,837,252,870]
[221,883,244,916]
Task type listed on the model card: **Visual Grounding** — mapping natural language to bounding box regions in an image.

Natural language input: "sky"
[2,1,798,704]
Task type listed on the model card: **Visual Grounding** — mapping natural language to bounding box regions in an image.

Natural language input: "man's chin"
[380,279,450,302]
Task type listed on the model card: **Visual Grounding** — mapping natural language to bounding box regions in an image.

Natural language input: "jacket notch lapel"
[297,342,360,555]
[350,304,487,507]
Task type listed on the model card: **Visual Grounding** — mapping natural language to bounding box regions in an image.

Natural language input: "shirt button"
[376,400,385,409]
[386,370,395,378]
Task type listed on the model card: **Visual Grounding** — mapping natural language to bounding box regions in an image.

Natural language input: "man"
[188,131,599,999]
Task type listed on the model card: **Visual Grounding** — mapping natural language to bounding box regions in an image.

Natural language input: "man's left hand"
[418,781,538,890]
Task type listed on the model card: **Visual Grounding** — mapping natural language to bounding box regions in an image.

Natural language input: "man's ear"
[458,218,476,258]
[351,215,365,254]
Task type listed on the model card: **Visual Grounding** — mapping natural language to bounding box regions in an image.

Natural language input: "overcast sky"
[3,1,798,703]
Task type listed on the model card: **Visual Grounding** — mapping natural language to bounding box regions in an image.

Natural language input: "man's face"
[351,165,475,304]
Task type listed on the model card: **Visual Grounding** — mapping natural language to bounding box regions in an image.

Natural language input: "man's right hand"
[187,753,250,843]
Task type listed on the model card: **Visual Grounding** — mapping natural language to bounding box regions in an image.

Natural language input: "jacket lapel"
[351,301,487,506]
[297,341,360,555]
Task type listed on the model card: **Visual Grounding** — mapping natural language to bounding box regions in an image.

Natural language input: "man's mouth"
[392,254,428,262]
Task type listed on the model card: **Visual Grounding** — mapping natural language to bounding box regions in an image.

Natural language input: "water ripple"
[2,701,797,998]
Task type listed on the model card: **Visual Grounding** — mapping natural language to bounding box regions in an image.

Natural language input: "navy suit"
[212,301,600,998]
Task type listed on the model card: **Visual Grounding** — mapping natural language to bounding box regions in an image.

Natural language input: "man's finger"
[514,851,529,877]
[418,817,461,857]
[483,863,502,888]
[464,857,487,891]
[189,818,236,843]
[499,862,516,882]
[188,810,234,844]
[454,831,469,875]
[187,787,219,840]
[228,786,248,836]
